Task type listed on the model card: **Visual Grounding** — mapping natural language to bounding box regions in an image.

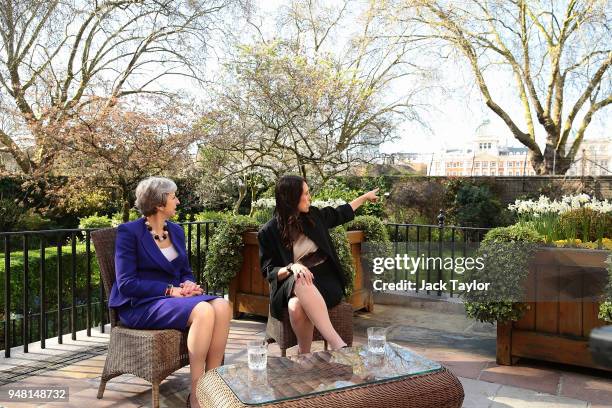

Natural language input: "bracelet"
[164,284,173,296]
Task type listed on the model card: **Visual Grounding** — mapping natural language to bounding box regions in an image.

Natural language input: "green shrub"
[110,209,140,226]
[329,226,355,297]
[558,208,612,243]
[313,179,359,202]
[463,224,545,323]
[345,215,392,289]
[195,210,231,222]
[346,215,391,245]
[0,244,102,319]
[184,210,228,251]
[0,198,24,232]
[451,184,501,228]
[600,254,612,323]
[202,215,260,289]
[18,210,53,231]
[78,214,112,229]
[252,208,274,224]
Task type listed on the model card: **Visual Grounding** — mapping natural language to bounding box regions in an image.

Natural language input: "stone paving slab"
[0,304,610,407]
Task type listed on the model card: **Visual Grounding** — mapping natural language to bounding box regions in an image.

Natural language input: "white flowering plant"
[508,194,612,247]
[251,197,347,210]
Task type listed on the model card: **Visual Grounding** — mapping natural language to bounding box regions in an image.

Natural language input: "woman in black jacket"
[258,175,378,354]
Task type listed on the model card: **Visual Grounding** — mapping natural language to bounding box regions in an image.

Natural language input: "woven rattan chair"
[266,301,353,356]
[91,228,190,408]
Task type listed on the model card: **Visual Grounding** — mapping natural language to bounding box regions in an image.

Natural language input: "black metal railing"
[1,213,491,357]
[384,210,490,298]
[0,221,219,357]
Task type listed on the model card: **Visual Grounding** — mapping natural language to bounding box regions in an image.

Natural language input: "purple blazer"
[108,218,195,309]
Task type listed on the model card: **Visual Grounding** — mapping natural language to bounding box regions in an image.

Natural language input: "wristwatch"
[286,263,294,274]
[164,284,173,296]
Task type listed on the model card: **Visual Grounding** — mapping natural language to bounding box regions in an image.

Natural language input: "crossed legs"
[288,283,346,354]
[186,298,231,408]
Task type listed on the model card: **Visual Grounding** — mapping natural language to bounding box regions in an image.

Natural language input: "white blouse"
[159,244,179,262]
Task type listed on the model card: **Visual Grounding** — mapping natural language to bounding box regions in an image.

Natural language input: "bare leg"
[288,297,314,354]
[205,298,232,371]
[293,284,346,350]
[187,302,215,408]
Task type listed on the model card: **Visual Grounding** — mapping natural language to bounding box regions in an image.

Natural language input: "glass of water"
[367,327,387,355]
[247,339,268,370]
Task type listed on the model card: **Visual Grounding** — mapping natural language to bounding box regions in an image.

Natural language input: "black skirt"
[269,259,344,320]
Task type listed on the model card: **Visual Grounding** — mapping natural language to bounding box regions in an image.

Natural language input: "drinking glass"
[367,327,387,355]
[247,339,268,370]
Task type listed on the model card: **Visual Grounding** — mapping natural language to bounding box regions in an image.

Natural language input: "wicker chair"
[91,228,190,408]
[266,301,353,357]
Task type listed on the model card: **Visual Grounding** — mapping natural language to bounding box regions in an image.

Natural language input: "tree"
[196,0,429,190]
[395,0,611,174]
[0,0,239,175]
[48,97,198,221]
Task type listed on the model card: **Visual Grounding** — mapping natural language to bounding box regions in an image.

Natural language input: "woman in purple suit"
[108,177,230,408]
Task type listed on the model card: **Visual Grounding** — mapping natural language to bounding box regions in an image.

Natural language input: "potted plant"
[464,194,612,371]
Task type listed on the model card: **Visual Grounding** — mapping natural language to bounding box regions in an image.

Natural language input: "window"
[490,161,496,167]
[487,143,492,149]
[490,169,496,176]
[474,161,480,168]
[483,170,488,176]
[499,169,504,175]
[508,162,514,167]
[482,162,488,168]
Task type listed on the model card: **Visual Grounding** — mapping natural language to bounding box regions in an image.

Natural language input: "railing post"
[86,231,91,337]
[437,209,445,297]
[57,236,63,344]
[23,234,29,352]
[40,236,46,349]
[4,236,11,357]
[196,223,201,286]
[71,233,77,341]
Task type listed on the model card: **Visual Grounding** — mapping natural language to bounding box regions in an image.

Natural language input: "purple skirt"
[117,294,220,330]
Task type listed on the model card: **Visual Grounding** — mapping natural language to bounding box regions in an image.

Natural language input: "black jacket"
[257,203,355,299]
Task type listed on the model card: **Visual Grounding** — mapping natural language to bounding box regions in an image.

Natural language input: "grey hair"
[134,177,177,216]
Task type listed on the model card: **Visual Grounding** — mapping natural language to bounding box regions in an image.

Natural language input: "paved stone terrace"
[0,303,610,408]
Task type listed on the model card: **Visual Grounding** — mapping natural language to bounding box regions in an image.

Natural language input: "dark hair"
[275,175,312,248]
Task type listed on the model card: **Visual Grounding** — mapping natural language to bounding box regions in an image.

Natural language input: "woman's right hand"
[292,263,314,286]
[169,287,185,297]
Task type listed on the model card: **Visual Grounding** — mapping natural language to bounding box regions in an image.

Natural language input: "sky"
[243,0,610,156]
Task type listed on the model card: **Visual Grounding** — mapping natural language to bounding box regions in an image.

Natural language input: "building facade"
[389,122,610,177]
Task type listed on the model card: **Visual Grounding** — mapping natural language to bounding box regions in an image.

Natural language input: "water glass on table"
[367,327,387,355]
[247,339,268,370]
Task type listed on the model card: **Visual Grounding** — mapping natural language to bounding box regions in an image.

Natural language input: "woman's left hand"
[363,188,379,203]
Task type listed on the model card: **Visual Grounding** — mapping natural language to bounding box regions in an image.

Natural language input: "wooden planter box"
[497,247,610,371]
[228,230,372,318]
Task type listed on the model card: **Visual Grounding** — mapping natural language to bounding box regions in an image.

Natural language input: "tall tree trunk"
[530,135,573,175]
[234,184,247,215]
[248,185,257,217]
[122,188,131,223]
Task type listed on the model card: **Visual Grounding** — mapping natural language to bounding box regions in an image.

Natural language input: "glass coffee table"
[196,343,464,407]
